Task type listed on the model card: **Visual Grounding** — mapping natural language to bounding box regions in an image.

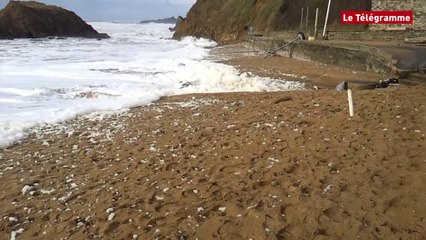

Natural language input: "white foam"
[0,22,304,148]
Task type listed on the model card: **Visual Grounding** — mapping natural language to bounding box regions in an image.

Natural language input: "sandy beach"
[1,46,425,240]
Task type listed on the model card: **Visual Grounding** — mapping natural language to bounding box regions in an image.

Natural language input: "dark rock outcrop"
[140,17,177,24]
[0,1,109,39]
[173,0,371,43]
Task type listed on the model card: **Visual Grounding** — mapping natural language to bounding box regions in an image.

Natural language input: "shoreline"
[210,44,383,89]
[1,45,425,239]
[0,42,397,150]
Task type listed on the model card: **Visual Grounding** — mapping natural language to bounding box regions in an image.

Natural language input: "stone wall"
[370,0,426,30]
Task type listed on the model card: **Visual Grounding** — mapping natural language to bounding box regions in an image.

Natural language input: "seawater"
[0,22,304,148]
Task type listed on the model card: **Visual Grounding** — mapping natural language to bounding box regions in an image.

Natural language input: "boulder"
[0,1,109,39]
[404,37,426,44]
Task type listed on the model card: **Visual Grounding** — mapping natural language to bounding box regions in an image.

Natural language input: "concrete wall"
[247,37,395,74]
[370,0,426,30]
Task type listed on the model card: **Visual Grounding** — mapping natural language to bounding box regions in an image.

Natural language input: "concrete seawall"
[246,37,425,80]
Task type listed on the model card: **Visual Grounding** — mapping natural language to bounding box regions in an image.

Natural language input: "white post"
[305,7,309,32]
[347,89,354,117]
[322,0,332,38]
[300,8,304,30]
[314,8,319,37]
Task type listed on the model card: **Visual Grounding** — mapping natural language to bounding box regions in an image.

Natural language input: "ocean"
[0,22,304,148]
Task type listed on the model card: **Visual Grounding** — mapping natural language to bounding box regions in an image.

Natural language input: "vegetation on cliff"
[0,1,109,39]
[174,0,371,43]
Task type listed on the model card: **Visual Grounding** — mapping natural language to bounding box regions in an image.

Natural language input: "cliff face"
[0,1,109,39]
[173,0,371,43]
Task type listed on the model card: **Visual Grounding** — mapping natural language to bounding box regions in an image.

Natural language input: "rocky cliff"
[0,1,109,39]
[173,0,371,43]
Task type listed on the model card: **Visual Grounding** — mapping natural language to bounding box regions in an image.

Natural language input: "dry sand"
[1,46,426,240]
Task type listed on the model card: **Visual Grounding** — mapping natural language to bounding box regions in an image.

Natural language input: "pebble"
[21,185,34,195]
[10,228,24,240]
[323,185,332,193]
[108,213,116,221]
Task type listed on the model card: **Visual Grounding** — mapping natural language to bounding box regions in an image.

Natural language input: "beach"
[210,44,384,89]
[1,47,426,239]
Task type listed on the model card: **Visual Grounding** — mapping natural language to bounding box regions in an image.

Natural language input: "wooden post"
[305,7,309,32]
[323,0,332,38]
[314,8,319,37]
[300,8,304,30]
[348,89,354,117]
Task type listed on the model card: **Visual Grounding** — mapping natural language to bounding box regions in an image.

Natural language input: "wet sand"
[1,46,425,240]
[210,44,383,89]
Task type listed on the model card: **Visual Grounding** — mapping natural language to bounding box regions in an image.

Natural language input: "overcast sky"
[0,0,196,21]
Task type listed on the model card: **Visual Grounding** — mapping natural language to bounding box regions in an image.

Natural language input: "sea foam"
[0,22,304,148]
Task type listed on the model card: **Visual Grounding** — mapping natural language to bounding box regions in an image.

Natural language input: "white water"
[0,22,304,148]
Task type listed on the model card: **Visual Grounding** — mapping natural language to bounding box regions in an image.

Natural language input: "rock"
[0,1,109,39]
[140,17,177,24]
[336,81,348,92]
[404,37,426,44]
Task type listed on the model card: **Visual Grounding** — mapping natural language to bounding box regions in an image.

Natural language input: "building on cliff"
[370,0,426,30]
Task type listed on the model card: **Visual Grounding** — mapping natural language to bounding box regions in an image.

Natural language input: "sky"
[0,0,196,21]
